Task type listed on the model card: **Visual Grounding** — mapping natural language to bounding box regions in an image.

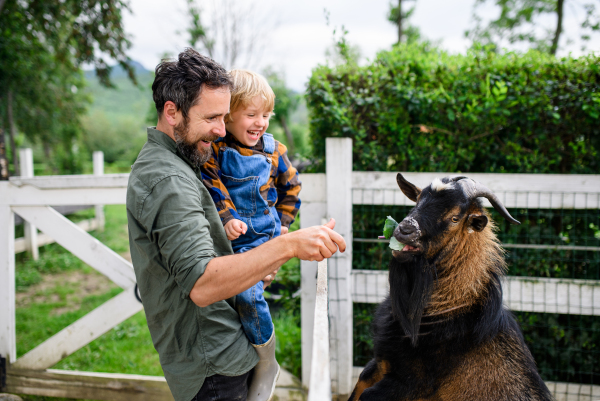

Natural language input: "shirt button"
[263,209,269,215]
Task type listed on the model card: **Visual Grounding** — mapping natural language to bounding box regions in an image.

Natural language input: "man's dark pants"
[191,371,252,401]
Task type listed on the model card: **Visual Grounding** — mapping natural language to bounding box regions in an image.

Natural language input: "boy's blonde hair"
[226,69,275,123]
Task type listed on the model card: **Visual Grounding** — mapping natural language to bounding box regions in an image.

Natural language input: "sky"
[122,0,600,92]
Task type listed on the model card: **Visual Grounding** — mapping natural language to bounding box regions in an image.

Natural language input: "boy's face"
[226,96,271,147]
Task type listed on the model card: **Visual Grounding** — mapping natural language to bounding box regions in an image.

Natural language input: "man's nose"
[214,119,226,137]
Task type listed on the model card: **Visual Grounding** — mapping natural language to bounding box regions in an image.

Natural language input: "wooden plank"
[8,173,129,189]
[11,206,135,289]
[351,172,600,209]
[308,260,332,401]
[93,151,106,231]
[14,205,93,225]
[0,185,126,206]
[351,270,600,316]
[15,218,99,254]
[5,368,173,401]
[351,367,600,401]
[0,206,16,363]
[301,174,327,203]
[300,202,327,389]
[326,138,354,397]
[504,276,600,315]
[352,172,600,193]
[19,149,39,261]
[12,289,143,370]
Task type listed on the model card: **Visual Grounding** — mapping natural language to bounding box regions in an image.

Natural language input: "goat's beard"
[388,255,435,346]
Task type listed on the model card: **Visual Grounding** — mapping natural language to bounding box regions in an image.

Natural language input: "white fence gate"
[300,138,600,400]
[0,173,174,400]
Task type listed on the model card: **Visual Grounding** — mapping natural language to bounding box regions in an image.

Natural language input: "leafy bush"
[306,43,600,174]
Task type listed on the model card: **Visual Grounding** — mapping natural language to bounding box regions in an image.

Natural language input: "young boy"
[201,69,301,401]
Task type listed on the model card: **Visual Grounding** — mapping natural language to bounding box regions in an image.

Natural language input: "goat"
[349,174,552,401]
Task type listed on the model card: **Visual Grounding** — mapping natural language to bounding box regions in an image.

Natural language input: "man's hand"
[286,218,346,262]
[280,226,289,235]
[224,219,247,240]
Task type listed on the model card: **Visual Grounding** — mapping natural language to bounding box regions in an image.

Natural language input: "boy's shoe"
[247,332,280,401]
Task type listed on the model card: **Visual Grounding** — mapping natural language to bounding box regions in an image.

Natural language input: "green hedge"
[306,44,600,174]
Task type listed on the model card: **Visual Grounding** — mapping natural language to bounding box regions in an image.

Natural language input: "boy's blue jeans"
[236,279,274,345]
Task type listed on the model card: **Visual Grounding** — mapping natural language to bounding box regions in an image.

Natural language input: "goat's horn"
[457,178,521,225]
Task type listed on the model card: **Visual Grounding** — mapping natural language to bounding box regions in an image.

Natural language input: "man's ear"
[468,214,488,232]
[397,173,421,203]
[162,101,179,126]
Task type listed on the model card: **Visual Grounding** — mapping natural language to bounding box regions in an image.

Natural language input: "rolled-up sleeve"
[139,174,217,298]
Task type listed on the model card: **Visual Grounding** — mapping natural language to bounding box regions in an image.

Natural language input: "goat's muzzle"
[392,217,424,260]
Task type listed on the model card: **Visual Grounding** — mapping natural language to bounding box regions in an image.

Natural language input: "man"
[126,48,346,401]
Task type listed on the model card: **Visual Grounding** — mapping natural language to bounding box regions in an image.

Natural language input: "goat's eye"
[451,216,460,223]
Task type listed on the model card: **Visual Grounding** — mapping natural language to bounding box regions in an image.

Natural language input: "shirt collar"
[147,127,177,153]
[146,127,200,171]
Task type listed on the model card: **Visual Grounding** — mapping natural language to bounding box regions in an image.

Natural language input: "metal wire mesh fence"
[350,188,600,398]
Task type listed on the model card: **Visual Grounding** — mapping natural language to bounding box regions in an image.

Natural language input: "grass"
[13,204,304,400]
[15,205,161,401]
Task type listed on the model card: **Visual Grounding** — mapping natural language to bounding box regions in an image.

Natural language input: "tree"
[466,0,600,55]
[388,0,421,44]
[263,69,300,155]
[183,0,276,70]
[0,0,135,174]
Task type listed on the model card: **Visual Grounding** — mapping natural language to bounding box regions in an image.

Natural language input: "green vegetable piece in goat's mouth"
[382,216,404,251]
[383,216,399,240]
[389,236,404,251]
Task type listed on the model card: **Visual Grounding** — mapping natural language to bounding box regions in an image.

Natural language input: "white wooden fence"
[0,151,330,400]
[300,138,600,400]
[0,173,175,399]
[13,149,105,257]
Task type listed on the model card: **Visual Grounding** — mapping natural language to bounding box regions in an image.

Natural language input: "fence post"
[326,138,353,398]
[19,148,38,260]
[93,151,105,231]
[301,202,327,389]
[0,202,17,364]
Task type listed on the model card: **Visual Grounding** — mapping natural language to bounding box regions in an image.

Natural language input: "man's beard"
[173,120,217,169]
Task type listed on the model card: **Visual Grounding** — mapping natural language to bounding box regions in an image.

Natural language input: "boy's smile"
[226,96,272,147]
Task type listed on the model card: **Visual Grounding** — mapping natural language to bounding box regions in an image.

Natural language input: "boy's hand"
[280,226,289,235]
[224,219,247,240]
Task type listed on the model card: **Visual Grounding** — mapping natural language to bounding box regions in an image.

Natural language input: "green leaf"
[389,236,404,251]
[383,216,399,239]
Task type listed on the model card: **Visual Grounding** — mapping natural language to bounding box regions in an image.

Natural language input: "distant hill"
[83,60,154,124]
[83,59,151,81]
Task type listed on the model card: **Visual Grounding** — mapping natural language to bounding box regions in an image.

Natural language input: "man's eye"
[451,216,459,223]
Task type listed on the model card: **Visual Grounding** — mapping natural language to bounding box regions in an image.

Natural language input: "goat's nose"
[399,221,416,235]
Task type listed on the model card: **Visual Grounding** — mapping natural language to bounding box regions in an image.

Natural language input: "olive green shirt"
[126,128,259,401]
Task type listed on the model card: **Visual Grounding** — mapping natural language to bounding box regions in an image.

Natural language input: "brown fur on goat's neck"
[425,209,506,317]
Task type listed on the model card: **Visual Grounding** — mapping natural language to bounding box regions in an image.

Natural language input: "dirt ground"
[16,270,117,314]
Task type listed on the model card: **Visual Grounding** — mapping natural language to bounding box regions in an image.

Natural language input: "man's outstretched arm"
[189,218,346,307]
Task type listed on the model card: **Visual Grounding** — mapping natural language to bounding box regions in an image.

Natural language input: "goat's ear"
[397,173,421,203]
[468,214,488,232]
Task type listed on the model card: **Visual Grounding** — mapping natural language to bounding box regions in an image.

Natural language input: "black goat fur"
[349,176,552,401]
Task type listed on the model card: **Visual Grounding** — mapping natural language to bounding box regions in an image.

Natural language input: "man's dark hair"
[152,48,233,121]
